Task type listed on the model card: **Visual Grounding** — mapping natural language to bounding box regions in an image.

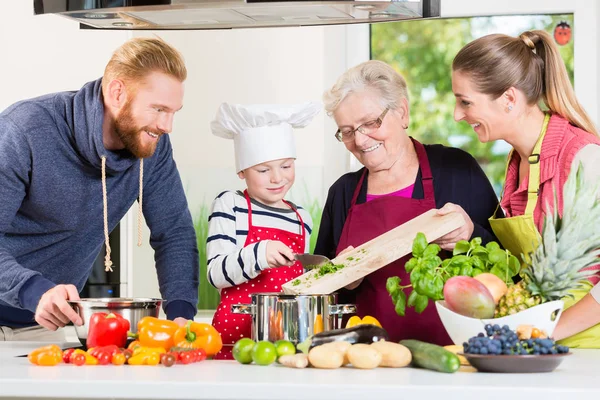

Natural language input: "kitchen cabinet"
[1,341,599,400]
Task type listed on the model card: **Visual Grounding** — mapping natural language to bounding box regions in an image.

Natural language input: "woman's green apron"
[489,114,599,348]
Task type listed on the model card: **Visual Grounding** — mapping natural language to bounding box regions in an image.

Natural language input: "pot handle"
[231,304,256,315]
[328,304,356,315]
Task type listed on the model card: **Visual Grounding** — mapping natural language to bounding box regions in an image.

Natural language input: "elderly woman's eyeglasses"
[335,108,389,143]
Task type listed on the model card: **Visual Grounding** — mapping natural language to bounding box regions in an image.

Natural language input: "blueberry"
[540,347,549,355]
[480,347,489,355]
[477,332,485,338]
[493,324,501,331]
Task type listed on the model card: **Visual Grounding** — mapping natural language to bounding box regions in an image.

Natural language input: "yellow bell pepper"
[345,315,382,329]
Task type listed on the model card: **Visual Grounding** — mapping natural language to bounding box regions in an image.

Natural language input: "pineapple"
[495,163,600,317]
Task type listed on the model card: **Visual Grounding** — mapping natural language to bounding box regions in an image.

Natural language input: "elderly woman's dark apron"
[336,138,452,345]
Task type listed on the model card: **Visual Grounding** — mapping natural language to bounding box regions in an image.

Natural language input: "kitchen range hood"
[33,0,440,31]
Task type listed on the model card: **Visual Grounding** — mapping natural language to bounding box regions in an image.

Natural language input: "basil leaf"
[414,294,429,313]
[386,276,400,296]
[453,240,470,255]
[394,290,407,316]
[470,237,482,248]
[459,263,473,277]
[412,233,428,257]
[508,255,521,277]
[432,275,444,300]
[421,255,442,272]
[490,262,511,284]
[410,267,423,286]
[471,267,484,276]
[472,245,488,256]
[485,241,501,252]
[404,257,418,273]
[407,289,419,307]
[472,255,485,270]
[423,243,441,258]
[489,249,507,264]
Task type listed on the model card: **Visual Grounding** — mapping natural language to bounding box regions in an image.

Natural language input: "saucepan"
[231,292,356,345]
[68,297,162,344]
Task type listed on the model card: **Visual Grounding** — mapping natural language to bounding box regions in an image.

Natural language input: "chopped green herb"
[346,256,354,261]
[291,279,301,286]
[314,261,346,278]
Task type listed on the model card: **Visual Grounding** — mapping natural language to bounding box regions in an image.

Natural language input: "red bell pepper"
[86,312,130,349]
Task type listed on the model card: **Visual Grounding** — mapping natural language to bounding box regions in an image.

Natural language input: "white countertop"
[1,341,599,400]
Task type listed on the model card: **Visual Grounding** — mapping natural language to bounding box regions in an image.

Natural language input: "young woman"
[452,30,600,347]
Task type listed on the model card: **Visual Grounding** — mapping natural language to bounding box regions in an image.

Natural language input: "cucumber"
[399,339,460,373]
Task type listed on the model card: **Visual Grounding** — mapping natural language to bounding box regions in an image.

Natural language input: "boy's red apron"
[212,190,305,359]
[336,138,452,345]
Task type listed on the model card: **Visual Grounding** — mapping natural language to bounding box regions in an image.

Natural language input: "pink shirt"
[501,114,600,284]
[366,184,415,202]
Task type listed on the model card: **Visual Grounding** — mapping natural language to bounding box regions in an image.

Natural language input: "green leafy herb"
[314,262,346,278]
[292,279,301,286]
[386,232,521,316]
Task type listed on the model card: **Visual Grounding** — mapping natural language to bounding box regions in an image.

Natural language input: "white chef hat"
[211,101,322,172]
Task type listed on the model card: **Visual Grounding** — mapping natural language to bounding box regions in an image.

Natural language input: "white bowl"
[435,300,564,345]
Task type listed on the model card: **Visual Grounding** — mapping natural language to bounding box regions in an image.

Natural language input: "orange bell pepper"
[137,317,179,351]
[173,321,223,357]
[345,315,382,329]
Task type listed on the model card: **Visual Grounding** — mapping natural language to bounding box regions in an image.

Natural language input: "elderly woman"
[314,60,499,345]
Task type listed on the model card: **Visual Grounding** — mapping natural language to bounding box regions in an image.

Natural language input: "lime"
[232,338,256,364]
[251,341,278,366]
[274,340,296,358]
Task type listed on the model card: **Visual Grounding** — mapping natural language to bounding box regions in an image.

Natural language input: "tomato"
[96,351,112,365]
[71,353,86,366]
[62,348,75,364]
[179,351,193,365]
[161,353,176,367]
[112,353,126,365]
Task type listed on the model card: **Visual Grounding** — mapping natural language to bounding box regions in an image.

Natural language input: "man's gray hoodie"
[0,78,199,327]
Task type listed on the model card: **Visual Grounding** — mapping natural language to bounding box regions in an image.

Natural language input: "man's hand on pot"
[434,202,474,251]
[35,284,83,330]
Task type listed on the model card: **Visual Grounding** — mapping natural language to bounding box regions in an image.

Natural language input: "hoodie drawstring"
[101,156,144,272]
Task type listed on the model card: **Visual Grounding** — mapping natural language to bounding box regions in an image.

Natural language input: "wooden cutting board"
[281,209,464,295]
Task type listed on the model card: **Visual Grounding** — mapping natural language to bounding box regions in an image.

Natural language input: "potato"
[370,341,412,368]
[308,343,345,369]
[347,344,382,369]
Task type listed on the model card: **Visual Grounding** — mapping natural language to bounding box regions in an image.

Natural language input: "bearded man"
[0,37,199,341]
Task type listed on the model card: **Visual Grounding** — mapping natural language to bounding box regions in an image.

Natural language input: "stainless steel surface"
[231,292,356,344]
[33,0,440,30]
[294,253,331,270]
[68,297,162,341]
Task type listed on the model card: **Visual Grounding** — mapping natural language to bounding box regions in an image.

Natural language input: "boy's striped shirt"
[206,190,312,290]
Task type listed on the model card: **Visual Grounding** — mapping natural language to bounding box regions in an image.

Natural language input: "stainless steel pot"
[231,293,356,344]
[69,298,162,342]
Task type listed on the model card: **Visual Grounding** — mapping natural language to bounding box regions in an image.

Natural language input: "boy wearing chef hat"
[207,101,321,359]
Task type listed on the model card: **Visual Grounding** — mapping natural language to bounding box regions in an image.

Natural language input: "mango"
[443,276,495,319]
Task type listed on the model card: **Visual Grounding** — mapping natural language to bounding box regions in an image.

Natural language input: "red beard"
[114,100,162,158]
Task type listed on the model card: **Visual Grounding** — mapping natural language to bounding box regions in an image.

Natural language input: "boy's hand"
[265,241,295,268]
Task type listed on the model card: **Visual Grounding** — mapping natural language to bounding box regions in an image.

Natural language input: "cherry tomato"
[112,353,126,366]
[62,348,75,364]
[161,353,176,367]
[96,352,111,365]
[71,353,86,366]
[179,351,193,365]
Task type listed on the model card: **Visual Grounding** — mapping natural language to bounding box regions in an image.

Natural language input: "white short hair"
[323,60,409,115]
